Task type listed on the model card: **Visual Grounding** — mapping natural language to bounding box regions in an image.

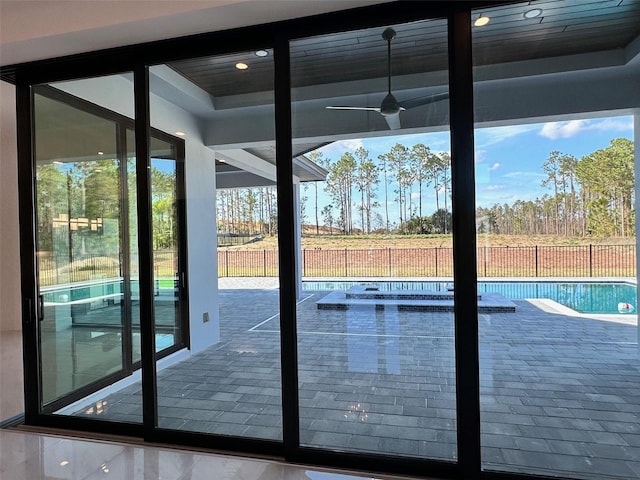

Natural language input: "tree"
[576,138,634,236]
[36,163,68,254]
[306,151,327,234]
[321,204,335,234]
[558,153,578,236]
[430,208,452,234]
[326,152,356,234]
[385,144,411,225]
[409,143,433,219]
[438,152,451,233]
[151,164,176,249]
[377,152,391,232]
[542,151,562,234]
[354,147,379,234]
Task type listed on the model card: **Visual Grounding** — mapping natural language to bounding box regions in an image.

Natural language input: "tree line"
[218,137,634,238]
[302,143,453,235]
[215,143,453,236]
[477,138,634,237]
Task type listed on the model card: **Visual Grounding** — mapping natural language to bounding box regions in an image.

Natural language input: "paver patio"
[71,280,640,480]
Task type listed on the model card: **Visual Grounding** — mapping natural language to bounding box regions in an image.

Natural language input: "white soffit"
[0,0,394,66]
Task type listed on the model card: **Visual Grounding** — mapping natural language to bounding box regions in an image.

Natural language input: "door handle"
[38,294,44,322]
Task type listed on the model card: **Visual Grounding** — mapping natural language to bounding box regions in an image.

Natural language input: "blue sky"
[304,115,634,228]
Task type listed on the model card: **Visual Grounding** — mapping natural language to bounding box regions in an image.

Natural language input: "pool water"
[303,280,637,314]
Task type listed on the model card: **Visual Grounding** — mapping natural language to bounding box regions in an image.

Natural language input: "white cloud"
[539,120,585,139]
[539,117,633,140]
[489,162,500,171]
[475,149,488,164]
[475,124,539,148]
[319,138,364,155]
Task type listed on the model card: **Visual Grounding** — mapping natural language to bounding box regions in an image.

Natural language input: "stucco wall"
[0,80,21,332]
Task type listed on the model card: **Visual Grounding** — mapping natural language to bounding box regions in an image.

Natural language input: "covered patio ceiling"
[147,0,640,186]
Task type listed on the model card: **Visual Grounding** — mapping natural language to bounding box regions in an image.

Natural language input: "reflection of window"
[52,214,103,233]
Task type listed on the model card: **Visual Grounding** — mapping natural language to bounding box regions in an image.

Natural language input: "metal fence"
[38,253,121,286]
[36,244,637,286]
[218,244,637,278]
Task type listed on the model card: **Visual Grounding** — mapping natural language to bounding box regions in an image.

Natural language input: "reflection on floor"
[0,330,23,422]
[0,429,427,480]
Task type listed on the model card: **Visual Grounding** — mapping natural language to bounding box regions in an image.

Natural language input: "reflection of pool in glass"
[303,280,637,314]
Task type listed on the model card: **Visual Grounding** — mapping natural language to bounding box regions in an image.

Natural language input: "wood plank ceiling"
[167,0,640,100]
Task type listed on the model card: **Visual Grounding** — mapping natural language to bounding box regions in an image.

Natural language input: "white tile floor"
[0,330,24,422]
[0,429,424,480]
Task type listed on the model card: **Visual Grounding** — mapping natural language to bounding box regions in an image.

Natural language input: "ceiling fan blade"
[384,112,401,130]
[400,91,449,110]
[325,106,381,112]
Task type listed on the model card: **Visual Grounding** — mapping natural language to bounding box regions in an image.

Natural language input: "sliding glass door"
[291,17,456,460]
[32,76,187,418]
[34,78,140,415]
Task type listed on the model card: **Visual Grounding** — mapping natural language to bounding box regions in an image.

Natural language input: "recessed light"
[523,8,543,19]
[474,15,490,27]
[53,161,63,165]
[255,50,269,57]
[97,151,104,155]
[235,62,248,70]
[175,131,185,137]
[59,461,70,467]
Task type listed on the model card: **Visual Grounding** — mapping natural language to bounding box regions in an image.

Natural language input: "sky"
[303,115,634,228]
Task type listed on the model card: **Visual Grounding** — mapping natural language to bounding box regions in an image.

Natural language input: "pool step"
[317,285,516,313]
[345,285,482,301]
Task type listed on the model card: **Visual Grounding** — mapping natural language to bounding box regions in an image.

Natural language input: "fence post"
[263,249,267,277]
[388,248,392,277]
[589,244,593,277]
[225,249,229,277]
[344,248,348,277]
[484,245,487,278]
[302,249,306,277]
[435,247,439,277]
[535,245,538,277]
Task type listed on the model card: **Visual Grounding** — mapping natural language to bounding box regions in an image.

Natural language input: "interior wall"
[0,80,21,332]
[148,86,220,352]
[0,80,24,421]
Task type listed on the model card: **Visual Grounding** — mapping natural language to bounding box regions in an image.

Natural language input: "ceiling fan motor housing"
[380,93,401,116]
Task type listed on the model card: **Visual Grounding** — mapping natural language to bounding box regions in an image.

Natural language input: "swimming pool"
[302,280,637,314]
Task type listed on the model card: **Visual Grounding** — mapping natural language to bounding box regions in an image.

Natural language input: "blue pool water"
[303,280,637,314]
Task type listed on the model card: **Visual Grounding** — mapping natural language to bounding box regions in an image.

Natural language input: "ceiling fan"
[326,27,449,130]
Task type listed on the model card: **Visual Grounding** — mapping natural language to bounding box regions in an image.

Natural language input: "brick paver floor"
[72,282,640,479]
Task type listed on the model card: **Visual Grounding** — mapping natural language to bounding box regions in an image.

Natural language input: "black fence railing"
[36,245,637,286]
[218,244,637,278]
[38,253,121,286]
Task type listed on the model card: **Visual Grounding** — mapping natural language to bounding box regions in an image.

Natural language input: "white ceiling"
[0,0,393,66]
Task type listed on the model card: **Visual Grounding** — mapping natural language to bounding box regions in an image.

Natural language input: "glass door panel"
[472,3,640,479]
[149,51,281,438]
[291,18,455,459]
[33,76,142,422]
[150,135,185,354]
